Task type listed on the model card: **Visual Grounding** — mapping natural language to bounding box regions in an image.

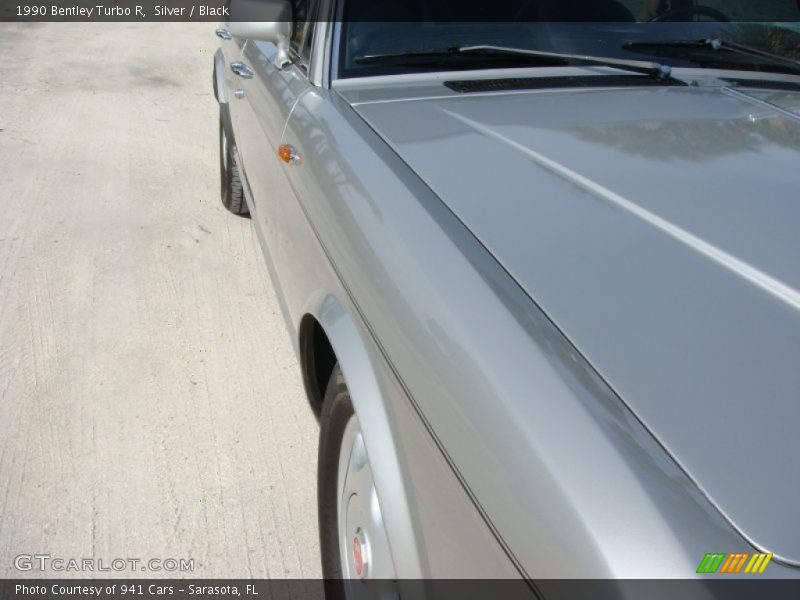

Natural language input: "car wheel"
[318,365,396,596]
[219,114,248,216]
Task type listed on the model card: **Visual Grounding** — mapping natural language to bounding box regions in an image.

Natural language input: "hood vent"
[444,75,687,93]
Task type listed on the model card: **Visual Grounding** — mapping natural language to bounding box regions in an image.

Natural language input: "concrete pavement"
[0,23,321,578]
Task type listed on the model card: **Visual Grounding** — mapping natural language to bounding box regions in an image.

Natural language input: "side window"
[290,0,319,66]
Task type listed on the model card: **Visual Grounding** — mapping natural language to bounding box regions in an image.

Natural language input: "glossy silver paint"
[217,19,800,579]
[343,72,800,566]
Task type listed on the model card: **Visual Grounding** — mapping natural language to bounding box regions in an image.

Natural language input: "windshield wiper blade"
[458,44,675,79]
[354,45,675,79]
[354,47,568,67]
[623,38,800,75]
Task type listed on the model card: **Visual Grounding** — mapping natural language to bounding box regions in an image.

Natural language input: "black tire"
[219,113,249,216]
[318,364,351,598]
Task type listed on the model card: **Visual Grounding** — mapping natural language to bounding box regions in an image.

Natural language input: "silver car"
[213,0,800,588]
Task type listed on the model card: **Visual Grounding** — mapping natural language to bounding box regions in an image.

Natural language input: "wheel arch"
[214,48,238,152]
[298,312,337,417]
[297,293,425,578]
[213,48,228,105]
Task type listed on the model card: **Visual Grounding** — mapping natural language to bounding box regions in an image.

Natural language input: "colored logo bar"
[696,552,773,574]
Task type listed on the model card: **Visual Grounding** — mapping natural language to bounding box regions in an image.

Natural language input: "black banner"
[3,579,800,600]
[2,0,799,22]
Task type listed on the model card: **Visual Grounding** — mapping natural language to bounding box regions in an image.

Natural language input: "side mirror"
[228,0,293,68]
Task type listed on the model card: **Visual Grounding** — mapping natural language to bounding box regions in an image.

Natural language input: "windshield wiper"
[458,45,675,79]
[355,45,675,80]
[623,38,800,76]
[354,47,569,67]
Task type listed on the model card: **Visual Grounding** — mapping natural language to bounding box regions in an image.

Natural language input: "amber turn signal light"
[278,144,301,165]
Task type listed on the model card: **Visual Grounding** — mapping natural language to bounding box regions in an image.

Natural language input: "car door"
[217,28,250,149]
[231,1,322,315]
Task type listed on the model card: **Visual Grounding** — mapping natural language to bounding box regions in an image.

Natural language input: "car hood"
[344,80,800,564]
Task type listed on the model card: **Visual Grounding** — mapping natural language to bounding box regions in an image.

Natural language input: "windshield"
[339,0,800,78]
